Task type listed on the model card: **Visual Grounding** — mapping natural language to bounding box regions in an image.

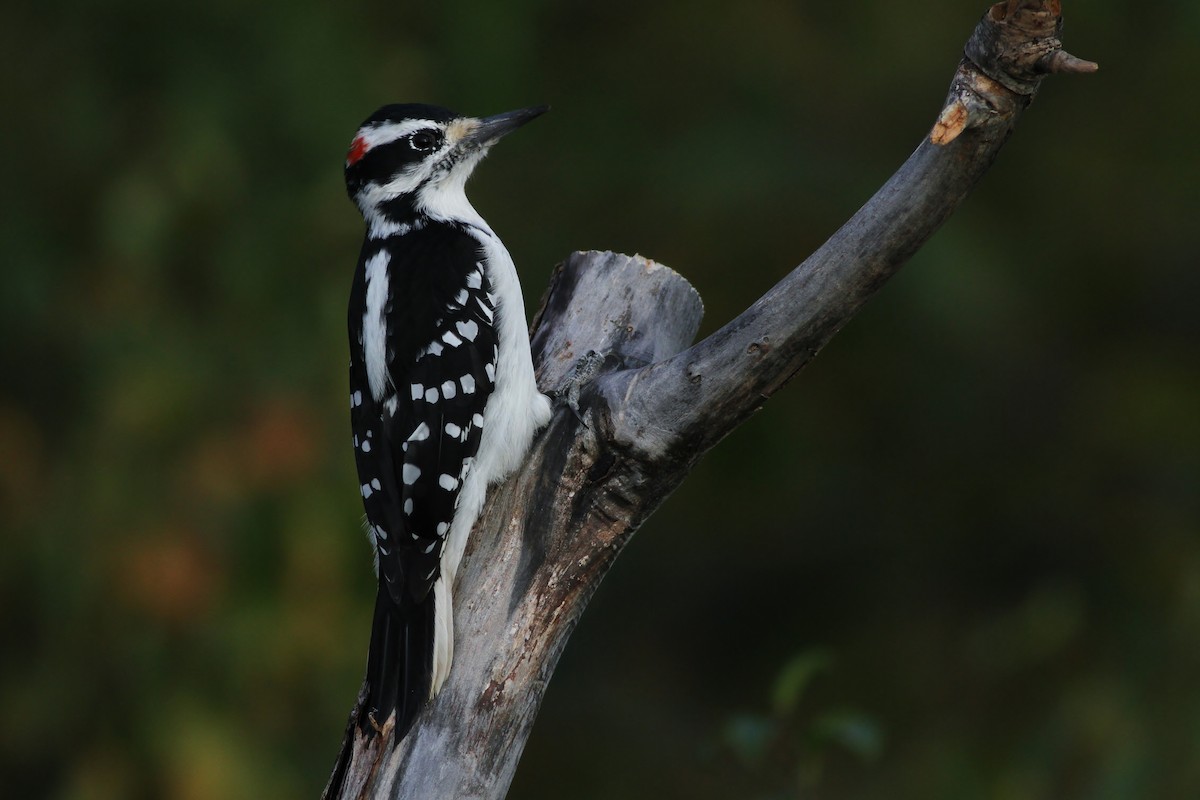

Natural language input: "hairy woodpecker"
[343,104,553,739]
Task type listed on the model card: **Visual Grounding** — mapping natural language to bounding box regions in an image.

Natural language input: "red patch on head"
[346,135,370,166]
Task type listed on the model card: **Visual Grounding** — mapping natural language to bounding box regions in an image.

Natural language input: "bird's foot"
[553,350,609,426]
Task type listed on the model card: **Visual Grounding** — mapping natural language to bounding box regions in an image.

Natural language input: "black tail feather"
[364,587,435,741]
[324,589,435,799]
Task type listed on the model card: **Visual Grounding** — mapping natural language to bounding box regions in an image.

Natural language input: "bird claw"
[554,351,608,426]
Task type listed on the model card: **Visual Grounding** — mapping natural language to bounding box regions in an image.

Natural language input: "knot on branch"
[965,0,1097,95]
[931,83,1004,147]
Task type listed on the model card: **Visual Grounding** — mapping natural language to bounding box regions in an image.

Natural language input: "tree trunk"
[324,3,1096,797]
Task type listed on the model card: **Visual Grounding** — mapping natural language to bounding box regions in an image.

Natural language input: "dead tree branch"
[325,3,1095,798]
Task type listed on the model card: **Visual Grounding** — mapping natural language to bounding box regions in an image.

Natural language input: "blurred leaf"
[966,581,1086,675]
[723,713,778,770]
[770,647,834,717]
[810,709,884,762]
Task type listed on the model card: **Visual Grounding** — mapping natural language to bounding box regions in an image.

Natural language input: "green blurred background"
[3,1,1198,797]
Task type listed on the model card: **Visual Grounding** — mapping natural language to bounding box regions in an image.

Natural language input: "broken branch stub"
[966,0,1097,94]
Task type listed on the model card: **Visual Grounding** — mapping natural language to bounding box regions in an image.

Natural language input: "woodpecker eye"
[409,131,439,151]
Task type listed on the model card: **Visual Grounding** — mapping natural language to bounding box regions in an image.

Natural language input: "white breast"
[421,197,552,698]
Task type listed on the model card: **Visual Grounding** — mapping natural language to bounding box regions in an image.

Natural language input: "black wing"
[348,224,498,607]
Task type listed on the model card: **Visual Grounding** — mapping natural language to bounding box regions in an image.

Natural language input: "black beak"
[464,106,549,148]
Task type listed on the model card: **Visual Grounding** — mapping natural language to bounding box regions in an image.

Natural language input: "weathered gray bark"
[325,3,1095,798]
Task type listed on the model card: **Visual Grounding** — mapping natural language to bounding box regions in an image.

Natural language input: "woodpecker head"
[344,103,547,223]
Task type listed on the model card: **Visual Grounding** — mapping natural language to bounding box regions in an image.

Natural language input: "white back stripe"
[363,250,391,401]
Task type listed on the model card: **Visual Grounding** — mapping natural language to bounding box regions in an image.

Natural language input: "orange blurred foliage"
[115,529,223,627]
[181,398,323,508]
[0,404,47,526]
